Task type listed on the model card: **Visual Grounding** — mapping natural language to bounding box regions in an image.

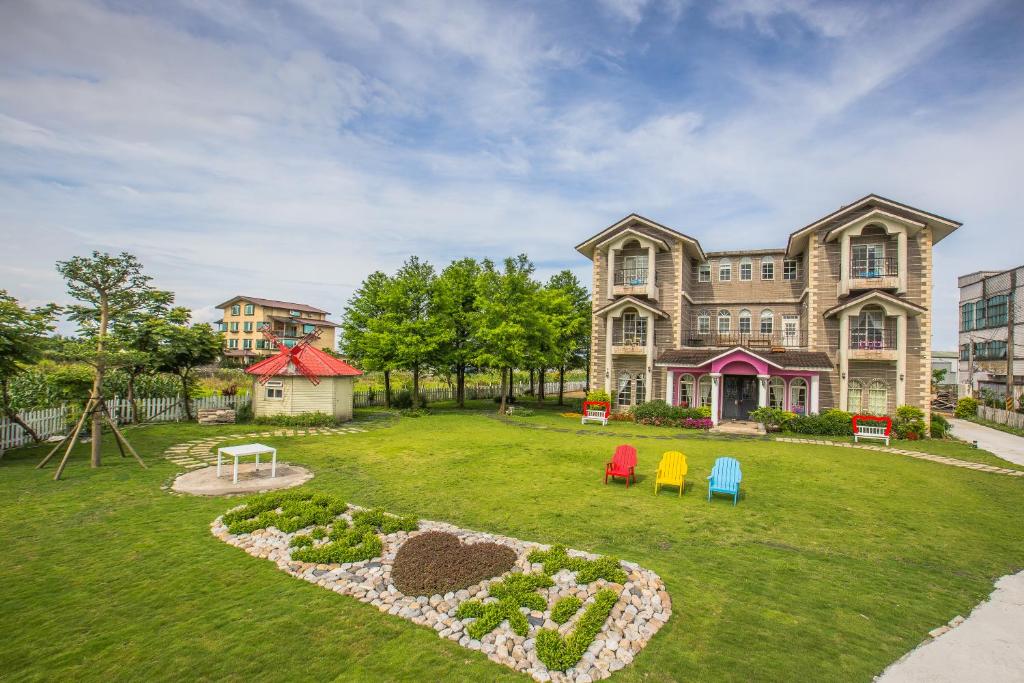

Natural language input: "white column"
[665,370,675,405]
[645,313,654,403]
[897,230,908,294]
[896,314,907,406]
[604,314,613,394]
[810,375,820,414]
[839,232,851,296]
[839,312,850,411]
[710,372,722,426]
[607,247,617,300]
[757,374,770,408]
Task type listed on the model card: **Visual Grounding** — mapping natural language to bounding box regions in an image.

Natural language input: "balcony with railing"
[849,324,898,360]
[849,256,899,290]
[611,266,659,300]
[683,328,807,350]
[610,319,652,355]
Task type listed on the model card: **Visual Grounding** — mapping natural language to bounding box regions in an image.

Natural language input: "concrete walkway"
[949,418,1024,466]
[877,571,1024,682]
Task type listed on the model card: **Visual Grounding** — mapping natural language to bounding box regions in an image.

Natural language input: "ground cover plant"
[536,589,619,671]
[289,507,419,565]
[455,572,554,638]
[528,544,627,584]
[390,531,517,596]
[2,406,1024,681]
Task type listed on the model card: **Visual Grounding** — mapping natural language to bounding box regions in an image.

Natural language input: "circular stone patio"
[171,463,314,496]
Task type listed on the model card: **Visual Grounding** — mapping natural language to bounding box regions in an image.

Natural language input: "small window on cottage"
[783,259,799,280]
[718,259,732,282]
[761,256,774,280]
[698,263,711,282]
[266,380,284,400]
[739,258,752,281]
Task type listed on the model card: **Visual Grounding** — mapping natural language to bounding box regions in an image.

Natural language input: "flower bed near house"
[212,496,671,681]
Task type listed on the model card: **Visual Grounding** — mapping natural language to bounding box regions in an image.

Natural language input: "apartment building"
[577,194,961,426]
[957,266,1023,401]
[215,296,339,364]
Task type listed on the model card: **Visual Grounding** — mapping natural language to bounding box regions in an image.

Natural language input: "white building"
[957,266,1023,402]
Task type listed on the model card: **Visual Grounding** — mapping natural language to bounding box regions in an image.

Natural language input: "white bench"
[854,423,890,446]
[581,408,608,426]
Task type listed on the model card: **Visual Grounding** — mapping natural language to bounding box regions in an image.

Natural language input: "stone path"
[162,419,392,469]
[949,418,1024,466]
[877,570,1024,682]
[775,437,1024,477]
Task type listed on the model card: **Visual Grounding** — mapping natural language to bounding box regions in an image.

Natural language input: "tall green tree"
[389,256,442,408]
[56,251,166,467]
[475,255,544,414]
[152,309,223,420]
[431,258,480,408]
[110,290,176,422]
[0,291,59,441]
[544,271,591,405]
[341,271,398,407]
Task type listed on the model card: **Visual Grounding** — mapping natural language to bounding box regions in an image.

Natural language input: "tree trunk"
[506,367,514,402]
[91,293,109,468]
[1,380,42,443]
[498,366,507,414]
[456,364,466,408]
[558,366,565,406]
[126,373,138,424]
[412,364,421,408]
[529,369,535,395]
[181,372,193,420]
[537,368,546,405]
[384,370,392,408]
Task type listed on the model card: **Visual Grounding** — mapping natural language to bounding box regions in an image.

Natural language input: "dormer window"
[718,259,732,282]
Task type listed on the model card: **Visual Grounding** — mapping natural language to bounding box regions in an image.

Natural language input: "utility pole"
[1007,270,1017,409]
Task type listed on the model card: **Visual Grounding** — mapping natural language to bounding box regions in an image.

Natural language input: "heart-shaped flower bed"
[391,531,517,596]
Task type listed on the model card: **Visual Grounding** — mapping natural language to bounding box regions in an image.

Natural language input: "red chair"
[605,445,638,487]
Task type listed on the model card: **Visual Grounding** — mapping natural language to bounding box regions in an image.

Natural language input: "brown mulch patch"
[391,531,517,596]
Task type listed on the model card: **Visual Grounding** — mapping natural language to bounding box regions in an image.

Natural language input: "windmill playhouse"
[246,326,362,421]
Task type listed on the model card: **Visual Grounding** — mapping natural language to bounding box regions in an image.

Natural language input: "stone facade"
[577,195,961,427]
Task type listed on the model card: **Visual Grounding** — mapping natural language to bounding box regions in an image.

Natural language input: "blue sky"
[2,0,1023,348]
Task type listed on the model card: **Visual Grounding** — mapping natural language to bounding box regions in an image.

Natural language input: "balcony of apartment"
[848,256,899,292]
[683,329,807,351]
[612,266,659,301]
[610,319,652,355]
[848,324,898,361]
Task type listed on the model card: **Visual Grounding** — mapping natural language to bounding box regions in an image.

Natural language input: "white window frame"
[867,380,888,415]
[718,259,732,282]
[739,258,752,281]
[698,311,711,335]
[848,380,864,414]
[790,378,808,414]
[698,263,711,282]
[698,375,713,407]
[783,258,799,280]
[616,372,633,408]
[266,380,284,400]
[782,314,800,346]
[678,374,696,408]
[621,311,647,345]
[760,309,774,335]
[761,256,774,280]
[718,309,731,333]
[768,377,785,409]
[738,309,752,334]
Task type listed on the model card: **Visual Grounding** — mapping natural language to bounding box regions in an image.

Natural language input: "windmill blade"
[256,354,291,384]
[259,323,289,353]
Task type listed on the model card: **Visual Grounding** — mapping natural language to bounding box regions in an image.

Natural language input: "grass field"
[2,404,1023,681]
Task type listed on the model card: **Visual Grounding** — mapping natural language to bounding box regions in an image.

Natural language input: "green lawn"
[2,406,1023,682]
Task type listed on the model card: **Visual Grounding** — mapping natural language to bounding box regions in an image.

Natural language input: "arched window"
[739,257,752,281]
[738,309,752,334]
[790,377,808,414]
[616,372,633,407]
[768,377,785,409]
[697,310,711,334]
[760,309,774,334]
[868,380,888,415]
[698,375,713,407]
[678,374,696,408]
[718,309,731,333]
[761,255,775,280]
[848,380,864,414]
[718,259,732,282]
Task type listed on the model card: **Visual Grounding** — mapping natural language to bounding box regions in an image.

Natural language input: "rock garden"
[212,491,671,682]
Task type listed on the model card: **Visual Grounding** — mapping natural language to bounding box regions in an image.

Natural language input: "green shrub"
[551,596,583,624]
[252,411,339,427]
[629,400,712,427]
[234,401,254,423]
[291,508,417,565]
[930,413,950,439]
[393,390,428,410]
[290,534,314,548]
[399,408,430,418]
[955,396,979,418]
[893,405,927,440]
[786,409,853,436]
[222,492,347,535]
[455,573,554,639]
[748,407,796,431]
[585,389,611,403]
[527,544,627,584]
[536,589,619,670]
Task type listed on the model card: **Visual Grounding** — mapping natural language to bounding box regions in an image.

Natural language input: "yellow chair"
[654,451,688,497]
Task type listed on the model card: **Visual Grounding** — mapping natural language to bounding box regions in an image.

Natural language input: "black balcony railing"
[851,256,898,279]
[613,267,650,286]
[684,330,806,349]
[849,327,897,350]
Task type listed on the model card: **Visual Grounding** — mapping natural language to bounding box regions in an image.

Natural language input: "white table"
[217,443,277,484]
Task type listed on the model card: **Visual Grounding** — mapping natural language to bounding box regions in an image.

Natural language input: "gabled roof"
[592,295,669,319]
[217,296,329,315]
[786,194,961,256]
[576,214,706,261]
[266,315,340,327]
[822,290,927,318]
[593,227,670,252]
[655,346,833,370]
[245,343,361,378]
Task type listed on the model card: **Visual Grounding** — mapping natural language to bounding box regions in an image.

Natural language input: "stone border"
[212,508,671,682]
[775,437,1024,477]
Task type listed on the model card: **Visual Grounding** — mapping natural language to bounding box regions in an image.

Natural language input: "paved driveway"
[948,418,1024,466]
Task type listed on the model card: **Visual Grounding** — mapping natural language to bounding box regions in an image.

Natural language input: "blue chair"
[708,457,742,505]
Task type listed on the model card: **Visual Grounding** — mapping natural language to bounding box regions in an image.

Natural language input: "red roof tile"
[245,343,362,378]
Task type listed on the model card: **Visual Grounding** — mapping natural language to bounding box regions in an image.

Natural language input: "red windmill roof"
[245,344,362,378]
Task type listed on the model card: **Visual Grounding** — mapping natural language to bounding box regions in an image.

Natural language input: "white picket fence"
[353,380,587,407]
[0,395,253,452]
